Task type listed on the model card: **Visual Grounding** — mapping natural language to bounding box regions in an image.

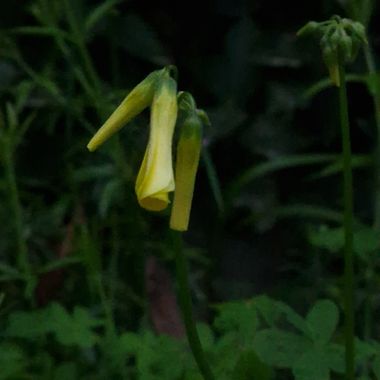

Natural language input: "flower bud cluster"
[297,16,367,86]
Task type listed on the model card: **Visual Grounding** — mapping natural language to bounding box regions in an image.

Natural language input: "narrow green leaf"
[227,154,337,203]
[11,26,70,40]
[275,204,342,223]
[85,0,121,32]
[38,256,82,273]
[308,154,372,180]
[302,74,367,100]
[202,146,225,215]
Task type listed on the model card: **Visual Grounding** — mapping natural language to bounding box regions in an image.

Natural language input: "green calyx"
[177,91,208,129]
[297,16,367,86]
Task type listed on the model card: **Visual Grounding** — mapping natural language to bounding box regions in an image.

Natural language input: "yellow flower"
[135,75,178,211]
[170,115,202,231]
[87,70,160,152]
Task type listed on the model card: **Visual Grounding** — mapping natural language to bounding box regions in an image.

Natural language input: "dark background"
[0,0,379,359]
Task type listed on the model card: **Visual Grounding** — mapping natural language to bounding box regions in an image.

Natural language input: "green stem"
[338,59,355,380]
[3,142,33,296]
[62,0,102,95]
[363,44,380,229]
[172,231,215,380]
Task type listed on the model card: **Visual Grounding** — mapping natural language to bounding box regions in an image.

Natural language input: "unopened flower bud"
[296,21,319,37]
[322,44,340,86]
[170,115,202,231]
[87,70,161,152]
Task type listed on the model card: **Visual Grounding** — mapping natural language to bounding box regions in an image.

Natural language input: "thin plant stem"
[172,231,215,380]
[62,0,103,97]
[3,142,33,297]
[363,44,380,229]
[337,59,355,380]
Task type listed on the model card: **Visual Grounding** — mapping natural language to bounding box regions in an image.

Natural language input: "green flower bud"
[322,43,340,86]
[298,16,367,83]
[170,115,202,232]
[351,21,367,44]
[296,21,319,37]
[339,30,353,62]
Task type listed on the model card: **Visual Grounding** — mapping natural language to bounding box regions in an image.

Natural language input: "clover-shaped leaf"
[306,300,339,344]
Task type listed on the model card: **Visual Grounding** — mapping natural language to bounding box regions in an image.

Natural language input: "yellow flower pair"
[87,67,203,231]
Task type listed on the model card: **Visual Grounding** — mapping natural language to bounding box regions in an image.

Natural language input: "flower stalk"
[297,16,368,380]
[338,56,355,380]
[172,231,215,380]
[87,69,214,378]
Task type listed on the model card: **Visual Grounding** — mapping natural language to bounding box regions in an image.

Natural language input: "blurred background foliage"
[0,0,380,379]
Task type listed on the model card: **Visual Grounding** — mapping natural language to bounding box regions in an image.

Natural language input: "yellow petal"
[170,116,202,231]
[87,70,160,152]
[135,75,178,211]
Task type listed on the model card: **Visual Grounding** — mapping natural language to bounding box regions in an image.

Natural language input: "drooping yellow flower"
[87,70,160,152]
[135,75,178,211]
[170,114,202,231]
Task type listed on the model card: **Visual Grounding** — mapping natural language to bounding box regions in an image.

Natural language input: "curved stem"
[337,59,355,380]
[172,231,215,380]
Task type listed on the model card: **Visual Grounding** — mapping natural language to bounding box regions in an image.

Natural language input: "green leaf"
[39,256,82,273]
[6,309,53,339]
[373,355,380,380]
[325,343,344,373]
[306,300,339,344]
[214,299,258,345]
[212,333,242,375]
[0,263,21,277]
[302,74,366,99]
[53,362,78,380]
[118,332,141,354]
[309,225,380,260]
[253,295,283,327]
[254,295,308,334]
[356,338,377,365]
[309,225,344,253]
[292,348,330,380]
[73,164,114,182]
[366,72,380,97]
[274,204,342,224]
[197,323,215,351]
[308,154,371,180]
[202,147,225,215]
[0,343,26,379]
[353,226,380,260]
[85,0,121,32]
[232,350,273,380]
[50,303,102,347]
[7,303,102,347]
[11,26,70,40]
[135,331,186,380]
[120,14,169,65]
[98,178,123,217]
[227,154,337,202]
[253,329,311,368]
